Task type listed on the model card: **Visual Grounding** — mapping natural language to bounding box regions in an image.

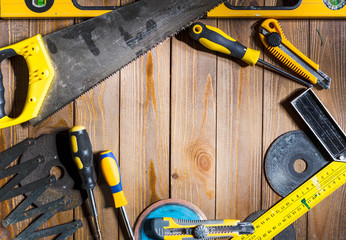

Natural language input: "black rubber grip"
[69,126,96,190]
[189,22,247,60]
[0,49,17,118]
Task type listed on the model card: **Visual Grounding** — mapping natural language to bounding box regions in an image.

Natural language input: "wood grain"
[261,19,310,240]
[170,19,217,219]
[29,19,75,240]
[120,42,171,231]
[307,19,346,240]
[0,3,345,240]
[216,19,263,221]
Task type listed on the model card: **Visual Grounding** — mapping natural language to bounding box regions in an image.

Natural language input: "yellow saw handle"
[0,35,54,129]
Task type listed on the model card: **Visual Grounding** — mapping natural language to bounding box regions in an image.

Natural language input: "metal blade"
[31,0,224,125]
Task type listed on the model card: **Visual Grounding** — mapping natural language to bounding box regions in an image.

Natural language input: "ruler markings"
[234,162,346,240]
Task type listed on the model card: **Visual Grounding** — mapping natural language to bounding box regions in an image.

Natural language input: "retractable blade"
[151,217,254,239]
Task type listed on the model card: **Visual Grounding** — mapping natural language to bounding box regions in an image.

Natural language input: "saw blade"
[30,0,224,125]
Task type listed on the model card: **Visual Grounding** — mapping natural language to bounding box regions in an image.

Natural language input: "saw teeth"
[32,0,225,126]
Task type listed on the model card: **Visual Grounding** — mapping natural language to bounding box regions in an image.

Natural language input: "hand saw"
[208,0,346,18]
[0,0,224,129]
[151,218,254,239]
[233,88,346,240]
[259,19,331,89]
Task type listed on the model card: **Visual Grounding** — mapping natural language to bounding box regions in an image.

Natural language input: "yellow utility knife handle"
[0,35,54,129]
[259,19,319,84]
[189,22,260,66]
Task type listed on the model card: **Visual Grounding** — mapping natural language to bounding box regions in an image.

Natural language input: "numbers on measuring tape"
[237,163,346,240]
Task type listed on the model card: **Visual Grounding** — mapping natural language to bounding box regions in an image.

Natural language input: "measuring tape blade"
[233,161,346,240]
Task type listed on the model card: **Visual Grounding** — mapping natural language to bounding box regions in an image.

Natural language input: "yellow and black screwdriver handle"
[0,35,54,129]
[189,22,260,66]
[99,150,128,208]
[69,126,96,191]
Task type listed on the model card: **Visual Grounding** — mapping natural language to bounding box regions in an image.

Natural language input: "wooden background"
[0,0,345,239]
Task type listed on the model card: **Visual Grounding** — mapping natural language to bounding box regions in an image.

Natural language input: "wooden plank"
[307,19,346,240]
[216,18,263,221]
[0,15,74,240]
[119,42,171,238]
[0,16,17,239]
[74,76,120,239]
[170,19,217,219]
[72,1,120,240]
[29,19,75,240]
[120,43,171,236]
[261,19,309,240]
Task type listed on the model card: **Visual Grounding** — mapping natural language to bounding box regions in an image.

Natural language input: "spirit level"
[0,0,115,18]
[208,0,346,18]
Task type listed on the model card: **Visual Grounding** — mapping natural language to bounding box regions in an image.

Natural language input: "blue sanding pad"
[134,199,206,239]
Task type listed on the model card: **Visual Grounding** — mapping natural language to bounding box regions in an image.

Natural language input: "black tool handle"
[0,49,18,118]
[189,22,261,66]
[69,126,96,190]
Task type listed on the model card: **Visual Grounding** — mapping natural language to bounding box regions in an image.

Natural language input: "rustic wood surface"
[0,1,345,239]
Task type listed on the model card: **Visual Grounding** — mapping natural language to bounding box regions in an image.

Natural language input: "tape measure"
[208,0,346,18]
[232,161,346,240]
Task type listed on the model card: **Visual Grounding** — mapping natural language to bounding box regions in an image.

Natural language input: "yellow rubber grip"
[100,151,128,208]
[189,22,260,66]
[260,19,319,84]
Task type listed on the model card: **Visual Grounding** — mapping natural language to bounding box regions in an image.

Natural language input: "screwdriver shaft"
[257,59,313,88]
[87,189,102,240]
[120,206,135,240]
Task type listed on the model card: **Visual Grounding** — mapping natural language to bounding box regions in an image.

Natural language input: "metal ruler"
[234,161,345,240]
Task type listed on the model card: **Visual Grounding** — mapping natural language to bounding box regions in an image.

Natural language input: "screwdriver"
[99,150,135,240]
[69,126,102,240]
[189,22,313,88]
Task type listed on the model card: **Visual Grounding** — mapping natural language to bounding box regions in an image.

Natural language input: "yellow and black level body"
[0,0,115,18]
[100,150,128,208]
[232,161,346,240]
[0,35,54,129]
[2,0,345,18]
[208,0,346,18]
[189,22,260,66]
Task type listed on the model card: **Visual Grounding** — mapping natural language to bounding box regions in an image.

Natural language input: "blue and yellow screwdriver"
[99,151,135,240]
[69,126,102,240]
[189,22,313,88]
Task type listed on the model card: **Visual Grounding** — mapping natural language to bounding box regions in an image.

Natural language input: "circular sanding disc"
[244,210,296,240]
[134,199,206,239]
[265,130,329,197]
